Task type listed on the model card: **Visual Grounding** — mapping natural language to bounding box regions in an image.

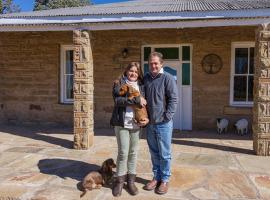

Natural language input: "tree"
[34,0,49,11]
[34,0,91,11]
[0,0,21,14]
[0,0,3,14]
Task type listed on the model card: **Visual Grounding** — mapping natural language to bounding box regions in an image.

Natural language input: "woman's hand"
[140,96,147,107]
[138,119,148,127]
[133,118,148,127]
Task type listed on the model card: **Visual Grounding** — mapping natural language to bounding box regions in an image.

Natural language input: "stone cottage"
[0,0,270,155]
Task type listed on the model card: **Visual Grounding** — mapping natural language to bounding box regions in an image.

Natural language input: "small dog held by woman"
[119,84,149,125]
[80,158,116,198]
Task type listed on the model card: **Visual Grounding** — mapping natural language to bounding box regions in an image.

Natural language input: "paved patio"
[0,125,270,200]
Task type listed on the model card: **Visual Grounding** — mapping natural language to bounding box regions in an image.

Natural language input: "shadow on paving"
[0,124,254,155]
[0,125,116,149]
[0,124,73,149]
[172,129,253,141]
[140,128,252,141]
[38,158,103,191]
[38,158,116,191]
[38,158,99,181]
[172,139,255,155]
[135,176,149,185]
[140,129,254,155]
[171,130,255,155]
[94,128,115,137]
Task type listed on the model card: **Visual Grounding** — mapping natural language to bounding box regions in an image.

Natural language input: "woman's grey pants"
[114,126,140,176]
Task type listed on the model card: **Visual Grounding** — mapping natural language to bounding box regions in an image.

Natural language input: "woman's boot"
[127,174,138,195]
[112,175,126,197]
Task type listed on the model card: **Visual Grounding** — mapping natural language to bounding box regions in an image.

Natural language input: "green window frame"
[142,45,192,85]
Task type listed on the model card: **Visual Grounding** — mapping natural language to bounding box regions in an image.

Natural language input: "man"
[143,52,178,194]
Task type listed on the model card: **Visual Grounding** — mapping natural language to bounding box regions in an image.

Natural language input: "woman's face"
[126,66,139,82]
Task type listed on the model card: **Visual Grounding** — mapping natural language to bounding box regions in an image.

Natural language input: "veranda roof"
[0,0,269,31]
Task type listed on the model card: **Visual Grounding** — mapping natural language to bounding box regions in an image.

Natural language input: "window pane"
[155,48,179,59]
[164,66,177,82]
[235,48,248,74]
[144,64,149,74]
[234,76,247,101]
[66,50,73,74]
[182,63,190,85]
[182,46,190,61]
[248,76,254,101]
[249,47,254,74]
[144,47,151,61]
[66,75,73,99]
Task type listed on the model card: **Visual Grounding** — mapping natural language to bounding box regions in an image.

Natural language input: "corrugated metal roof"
[2,0,270,18]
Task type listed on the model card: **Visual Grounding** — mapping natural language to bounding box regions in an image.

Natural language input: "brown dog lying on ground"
[119,84,149,126]
[80,158,116,198]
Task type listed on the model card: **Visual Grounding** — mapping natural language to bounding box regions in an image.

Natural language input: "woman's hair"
[148,52,164,63]
[123,62,143,82]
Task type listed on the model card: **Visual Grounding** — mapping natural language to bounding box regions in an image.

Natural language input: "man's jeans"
[146,120,173,182]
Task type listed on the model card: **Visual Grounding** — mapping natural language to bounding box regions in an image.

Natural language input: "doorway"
[142,45,192,130]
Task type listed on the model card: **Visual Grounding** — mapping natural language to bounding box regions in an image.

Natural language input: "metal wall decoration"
[201,54,223,74]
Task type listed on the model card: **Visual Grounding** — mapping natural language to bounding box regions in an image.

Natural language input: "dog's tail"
[80,189,87,198]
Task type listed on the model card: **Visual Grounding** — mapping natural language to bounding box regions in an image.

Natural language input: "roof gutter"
[0,17,269,32]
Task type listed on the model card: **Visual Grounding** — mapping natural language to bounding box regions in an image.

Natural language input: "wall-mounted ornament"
[201,54,223,74]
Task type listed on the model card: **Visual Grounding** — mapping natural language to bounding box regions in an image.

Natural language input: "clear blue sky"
[13,0,130,12]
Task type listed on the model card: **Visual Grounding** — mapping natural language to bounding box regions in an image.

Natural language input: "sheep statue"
[234,119,248,135]
[216,118,229,134]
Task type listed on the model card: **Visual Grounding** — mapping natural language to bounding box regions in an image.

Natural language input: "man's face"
[149,56,163,76]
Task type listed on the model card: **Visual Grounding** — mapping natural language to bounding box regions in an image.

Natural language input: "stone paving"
[0,125,270,200]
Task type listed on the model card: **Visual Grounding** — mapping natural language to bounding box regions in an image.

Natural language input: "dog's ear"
[101,160,109,173]
[119,84,128,95]
[107,158,116,168]
[124,85,129,93]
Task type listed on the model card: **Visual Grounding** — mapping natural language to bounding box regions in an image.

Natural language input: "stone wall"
[92,26,255,130]
[0,31,73,126]
[0,26,256,130]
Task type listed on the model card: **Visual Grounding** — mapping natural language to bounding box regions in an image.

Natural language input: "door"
[163,61,182,129]
[142,45,192,130]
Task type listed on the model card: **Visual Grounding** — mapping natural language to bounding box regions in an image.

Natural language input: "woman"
[110,62,147,197]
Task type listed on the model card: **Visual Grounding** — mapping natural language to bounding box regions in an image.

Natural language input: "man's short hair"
[148,52,164,63]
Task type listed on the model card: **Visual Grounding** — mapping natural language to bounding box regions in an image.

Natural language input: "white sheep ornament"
[234,119,248,135]
[216,118,229,134]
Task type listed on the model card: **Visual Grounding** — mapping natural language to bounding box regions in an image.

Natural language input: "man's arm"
[164,75,178,122]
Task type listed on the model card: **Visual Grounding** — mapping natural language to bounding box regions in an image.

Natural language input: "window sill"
[230,104,253,108]
[223,106,252,115]
[52,103,73,112]
[59,102,74,105]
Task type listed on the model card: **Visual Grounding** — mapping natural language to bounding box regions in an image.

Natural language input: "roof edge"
[0,17,267,32]
[1,9,270,25]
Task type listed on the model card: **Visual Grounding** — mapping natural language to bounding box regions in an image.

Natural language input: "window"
[181,46,191,85]
[230,43,254,106]
[61,45,74,103]
[155,47,179,60]
[142,45,192,85]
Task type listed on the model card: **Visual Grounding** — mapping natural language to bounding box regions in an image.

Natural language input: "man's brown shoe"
[155,181,169,195]
[143,179,160,191]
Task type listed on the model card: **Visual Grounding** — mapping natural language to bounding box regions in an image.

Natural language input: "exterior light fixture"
[122,48,128,58]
